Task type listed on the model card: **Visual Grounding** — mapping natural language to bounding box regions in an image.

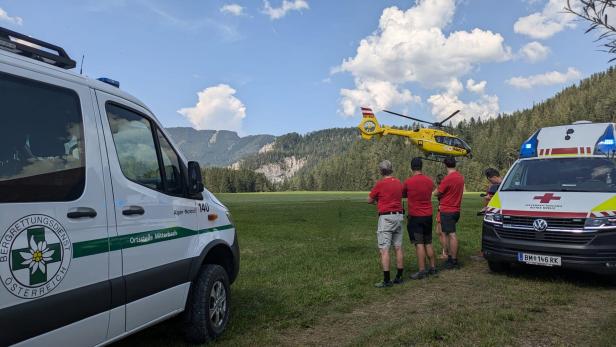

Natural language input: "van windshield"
[501,157,616,193]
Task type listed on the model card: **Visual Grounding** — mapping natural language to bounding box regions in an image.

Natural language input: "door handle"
[122,206,145,216]
[67,207,97,219]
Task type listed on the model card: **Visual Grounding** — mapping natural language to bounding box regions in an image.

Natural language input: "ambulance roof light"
[97,77,120,88]
[595,125,616,155]
[519,130,539,158]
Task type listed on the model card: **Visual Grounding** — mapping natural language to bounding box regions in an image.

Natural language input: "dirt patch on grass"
[277,261,616,346]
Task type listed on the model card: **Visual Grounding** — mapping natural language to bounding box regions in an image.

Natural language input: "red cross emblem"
[533,193,561,204]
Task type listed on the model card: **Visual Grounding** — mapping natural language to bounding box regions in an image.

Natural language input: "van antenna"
[79,54,85,75]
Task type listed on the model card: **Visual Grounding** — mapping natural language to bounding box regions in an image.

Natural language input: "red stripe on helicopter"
[361,107,375,117]
[502,210,588,218]
[550,147,578,155]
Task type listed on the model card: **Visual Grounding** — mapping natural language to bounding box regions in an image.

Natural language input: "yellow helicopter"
[357,107,472,161]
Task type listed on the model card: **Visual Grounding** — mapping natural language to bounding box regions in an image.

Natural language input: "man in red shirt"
[369,160,404,288]
[402,157,437,279]
[436,157,465,269]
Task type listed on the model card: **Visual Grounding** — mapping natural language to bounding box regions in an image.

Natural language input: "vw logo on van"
[533,219,548,232]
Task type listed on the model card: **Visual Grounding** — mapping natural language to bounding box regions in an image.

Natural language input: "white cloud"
[506,67,582,89]
[428,92,500,123]
[178,84,246,132]
[0,7,23,25]
[221,4,245,16]
[262,0,309,20]
[335,0,510,120]
[427,79,499,122]
[519,41,551,63]
[340,79,420,117]
[514,0,580,39]
[466,79,487,95]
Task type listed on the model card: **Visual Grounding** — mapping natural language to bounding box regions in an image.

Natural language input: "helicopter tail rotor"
[358,107,383,140]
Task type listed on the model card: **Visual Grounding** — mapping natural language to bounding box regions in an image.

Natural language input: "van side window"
[106,104,163,191]
[156,129,184,195]
[0,72,85,203]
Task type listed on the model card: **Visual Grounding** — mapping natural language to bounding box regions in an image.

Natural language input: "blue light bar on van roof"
[595,124,616,155]
[519,130,539,158]
[97,77,120,88]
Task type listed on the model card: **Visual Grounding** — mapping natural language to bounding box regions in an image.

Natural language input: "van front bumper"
[482,222,616,274]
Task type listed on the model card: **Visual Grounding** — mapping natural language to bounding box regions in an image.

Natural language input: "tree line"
[205,66,616,193]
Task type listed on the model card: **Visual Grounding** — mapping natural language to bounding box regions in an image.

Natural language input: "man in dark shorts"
[403,157,437,279]
[369,160,404,288]
[436,157,465,269]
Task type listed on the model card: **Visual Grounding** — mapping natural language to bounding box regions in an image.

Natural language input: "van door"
[0,70,110,345]
[95,91,198,332]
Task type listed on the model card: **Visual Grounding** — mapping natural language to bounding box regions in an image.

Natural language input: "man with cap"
[436,157,465,269]
[403,157,438,279]
[368,160,405,287]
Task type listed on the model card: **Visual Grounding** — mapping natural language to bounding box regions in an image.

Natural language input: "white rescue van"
[483,120,616,276]
[0,27,239,345]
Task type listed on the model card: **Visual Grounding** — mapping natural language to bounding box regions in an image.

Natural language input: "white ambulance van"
[0,27,239,345]
[483,120,616,277]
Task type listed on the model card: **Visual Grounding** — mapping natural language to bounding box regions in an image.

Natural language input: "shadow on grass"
[492,263,616,288]
[113,286,287,346]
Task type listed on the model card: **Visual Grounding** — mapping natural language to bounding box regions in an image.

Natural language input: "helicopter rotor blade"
[434,110,461,127]
[382,110,434,125]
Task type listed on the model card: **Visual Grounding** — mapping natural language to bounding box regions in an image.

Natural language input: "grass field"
[116,192,616,346]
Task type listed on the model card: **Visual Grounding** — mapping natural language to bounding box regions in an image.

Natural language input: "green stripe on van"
[72,224,234,259]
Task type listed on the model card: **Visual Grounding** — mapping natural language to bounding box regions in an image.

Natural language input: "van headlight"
[585,217,616,230]
[484,213,503,224]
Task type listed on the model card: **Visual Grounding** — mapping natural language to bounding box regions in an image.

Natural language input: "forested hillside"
[202,67,616,193]
[166,127,275,167]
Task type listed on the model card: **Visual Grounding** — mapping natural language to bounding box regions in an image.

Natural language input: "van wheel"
[183,264,230,344]
[488,260,510,273]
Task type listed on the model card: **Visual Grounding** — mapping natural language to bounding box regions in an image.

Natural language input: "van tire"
[488,260,510,273]
[183,264,231,344]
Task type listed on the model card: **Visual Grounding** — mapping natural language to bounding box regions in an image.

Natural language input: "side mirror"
[187,161,204,194]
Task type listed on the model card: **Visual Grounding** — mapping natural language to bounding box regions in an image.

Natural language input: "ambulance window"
[106,104,163,191]
[0,72,85,203]
[156,129,184,195]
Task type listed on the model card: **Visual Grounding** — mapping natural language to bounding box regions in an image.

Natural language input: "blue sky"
[0,0,612,136]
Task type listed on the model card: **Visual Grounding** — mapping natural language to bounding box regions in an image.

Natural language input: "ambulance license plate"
[517,252,561,267]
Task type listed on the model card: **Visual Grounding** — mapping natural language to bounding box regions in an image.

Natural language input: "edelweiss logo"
[0,215,72,299]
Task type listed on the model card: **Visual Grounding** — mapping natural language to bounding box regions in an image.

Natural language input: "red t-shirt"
[438,171,465,213]
[402,174,434,217]
[369,177,403,213]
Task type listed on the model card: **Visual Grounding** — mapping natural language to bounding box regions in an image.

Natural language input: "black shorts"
[407,216,433,245]
[440,212,460,234]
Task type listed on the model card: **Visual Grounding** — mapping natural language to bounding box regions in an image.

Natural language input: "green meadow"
[117,192,616,346]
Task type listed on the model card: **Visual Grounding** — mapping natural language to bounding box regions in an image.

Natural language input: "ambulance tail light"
[594,125,616,156]
[519,130,539,158]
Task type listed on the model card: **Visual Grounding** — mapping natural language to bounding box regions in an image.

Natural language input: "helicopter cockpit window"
[451,138,465,149]
[435,136,456,146]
